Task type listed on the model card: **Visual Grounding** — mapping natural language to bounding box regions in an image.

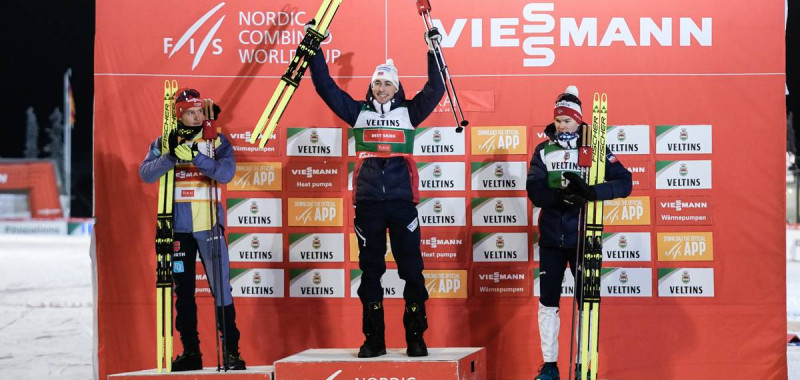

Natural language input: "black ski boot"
[403,303,428,357]
[357,302,386,358]
[224,351,246,370]
[172,350,202,371]
[216,304,245,370]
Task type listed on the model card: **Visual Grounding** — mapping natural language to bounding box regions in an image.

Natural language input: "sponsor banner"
[606,125,650,155]
[657,232,714,261]
[656,196,713,225]
[286,128,342,157]
[473,267,531,297]
[227,130,278,156]
[600,268,652,297]
[470,161,527,191]
[0,220,67,235]
[227,198,282,227]
[349,233,395,262]
[532,231,541,261]
[417,162,466,191]
[230,268,284,298]
[349,269,405,299]
[347,162,355,191]
[285,162,342,192]
[602,232,651,261]
[533,268,575,298]
[417,197,467,226]
[414,127,466,156]
[655,125,712,154]
[472,232,529,262]
[472,197,528,226]
[420,230,467,263]
[603,196,651,225]
[228,233,283,262]
[471,126,527,155]
[347,129,355,157]
[288,233,345,262]
[229,162,281,191]
[424,270,468,299]
[624,159,650,190]
[655,160,712,189]
[657,268,715,297]
[287,198,343,227]
[289,269,345,298]
[194,272,213,297]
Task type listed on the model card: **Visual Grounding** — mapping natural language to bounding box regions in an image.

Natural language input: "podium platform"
[274,347,486,380]
[107,366,274,380]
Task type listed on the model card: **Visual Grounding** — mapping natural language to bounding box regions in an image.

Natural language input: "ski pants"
[538,245,584,307]
[354,200,429,305]
[172,228,238,350]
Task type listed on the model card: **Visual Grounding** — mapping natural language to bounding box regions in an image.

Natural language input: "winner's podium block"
[107,366,274,380]
[274,347,486,380]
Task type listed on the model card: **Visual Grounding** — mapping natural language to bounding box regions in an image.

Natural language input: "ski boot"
[357,302,386,358]
[534,362,560,380]
[403,303,428,357]
[223,351,246,370]
[172,350,202,371]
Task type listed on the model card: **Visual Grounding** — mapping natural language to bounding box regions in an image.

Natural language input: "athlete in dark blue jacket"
[526,86,631,380]
[308,29,445,358]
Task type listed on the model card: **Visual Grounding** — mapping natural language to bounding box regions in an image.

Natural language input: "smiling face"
[371,79,397,105]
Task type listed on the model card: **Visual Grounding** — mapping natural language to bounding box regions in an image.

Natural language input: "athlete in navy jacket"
[308,29,445,358]
[526,86,631,380]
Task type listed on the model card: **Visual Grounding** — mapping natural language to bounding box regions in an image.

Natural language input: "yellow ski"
[250,0,342,148]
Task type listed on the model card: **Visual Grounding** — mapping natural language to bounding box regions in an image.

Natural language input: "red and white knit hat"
[174,88,204,119]
[553,85,582,124]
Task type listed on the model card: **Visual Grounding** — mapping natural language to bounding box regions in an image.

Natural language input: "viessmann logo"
[163,2,226,70]
[434,2,712,67]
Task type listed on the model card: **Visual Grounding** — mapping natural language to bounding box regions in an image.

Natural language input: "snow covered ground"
[0,233,797,379]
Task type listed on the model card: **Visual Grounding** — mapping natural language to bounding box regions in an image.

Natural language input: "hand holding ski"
[249,0,342,148]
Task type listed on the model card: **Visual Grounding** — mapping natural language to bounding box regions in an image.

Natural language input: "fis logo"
[163,2,226,70]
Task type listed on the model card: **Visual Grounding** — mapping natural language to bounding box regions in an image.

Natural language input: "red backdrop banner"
[95,0,786,378]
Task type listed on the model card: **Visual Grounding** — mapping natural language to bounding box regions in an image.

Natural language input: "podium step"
[274,347,486,380]
[107,366,274,379]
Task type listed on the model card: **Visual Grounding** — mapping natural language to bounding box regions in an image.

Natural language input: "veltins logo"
[288,233,345,262]
[228,233,282,262]
[163,3,226,70]
[657,268,714,297]
[601,232,651,261]
[350,269,405,299]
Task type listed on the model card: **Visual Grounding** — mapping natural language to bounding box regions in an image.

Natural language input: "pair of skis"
[250,0,469,146]
[569,93,608,380]
[156,80,178,372]
[250,0,342,148]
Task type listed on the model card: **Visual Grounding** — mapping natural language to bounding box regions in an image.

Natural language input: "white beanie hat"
[371,59,400,90]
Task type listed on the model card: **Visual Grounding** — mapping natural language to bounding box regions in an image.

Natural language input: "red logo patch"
[181,189,195,197]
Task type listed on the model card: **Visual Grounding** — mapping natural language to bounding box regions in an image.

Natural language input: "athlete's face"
[179,106,205,127]
[554,115,579,134]
[371,79,397,105]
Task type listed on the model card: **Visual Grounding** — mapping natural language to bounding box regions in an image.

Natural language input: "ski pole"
[415,0,469,133]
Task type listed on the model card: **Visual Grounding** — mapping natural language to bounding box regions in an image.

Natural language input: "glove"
[563,172,597,201]
[424,27,442,53]
[166,129,181,156]
[554,188,586,209]
[174,144,197,161]
[303,20,330,40]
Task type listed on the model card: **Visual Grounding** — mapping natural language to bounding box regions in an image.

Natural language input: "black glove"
[424,27,442,53]
[563,172,597,201]
[554,188,586,209]
[166,129,181,156]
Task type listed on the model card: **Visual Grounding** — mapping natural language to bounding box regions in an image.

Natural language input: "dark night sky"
[4,0,95,217]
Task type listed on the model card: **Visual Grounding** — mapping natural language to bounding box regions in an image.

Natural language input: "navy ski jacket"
[527,123,632,248]
[308,49,445,204]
